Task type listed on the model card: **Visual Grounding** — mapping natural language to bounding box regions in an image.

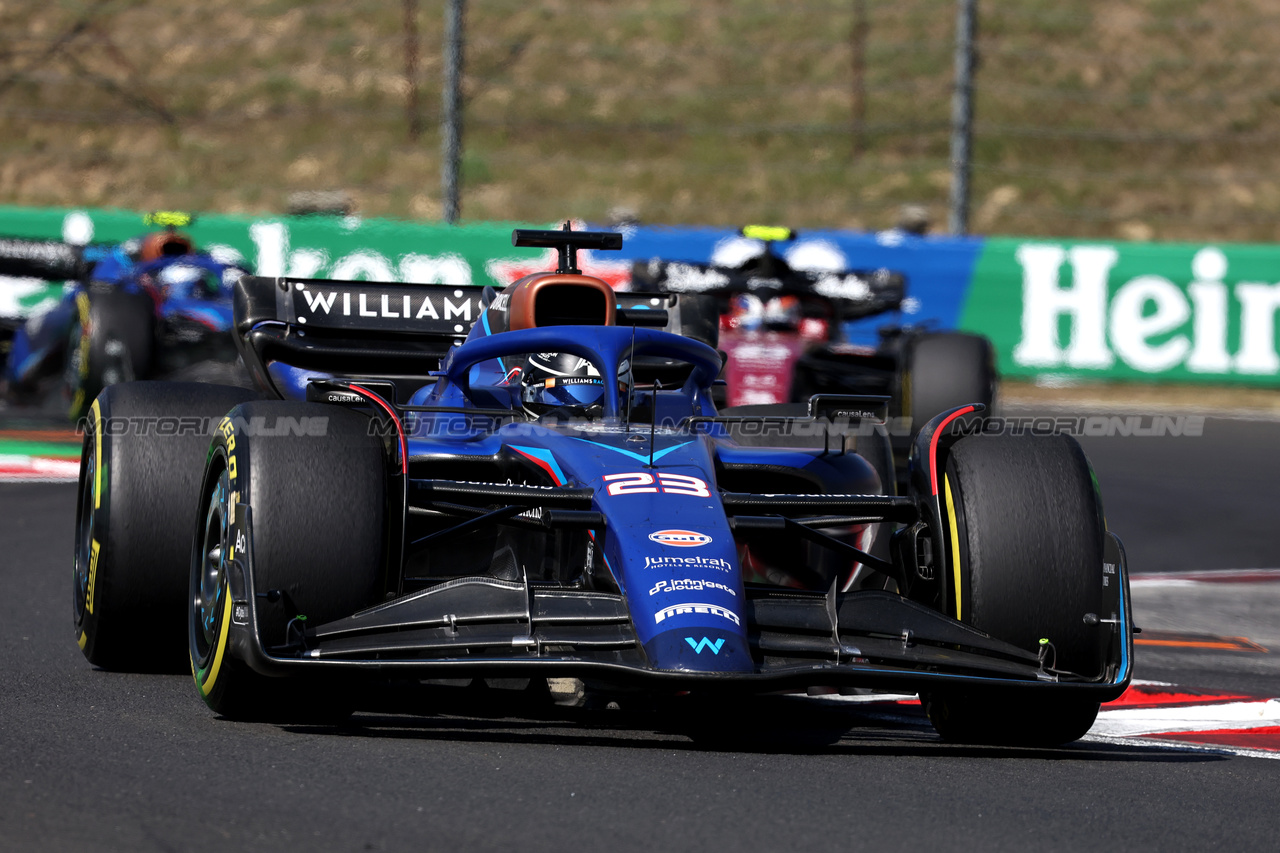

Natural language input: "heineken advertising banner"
[3,204,1279,386]
[967,238,1280,386]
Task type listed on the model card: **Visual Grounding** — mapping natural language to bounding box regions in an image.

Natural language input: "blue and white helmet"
[521,351,630,418]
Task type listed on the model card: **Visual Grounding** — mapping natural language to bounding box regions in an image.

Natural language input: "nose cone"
[643,628,754,673]
[601,499,754,673]
[618,538,756,673]
[555,432,757,673]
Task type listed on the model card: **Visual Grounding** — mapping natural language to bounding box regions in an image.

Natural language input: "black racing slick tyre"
[905,332,996,435]
[926,434,1107,746]
[672,294,721,349]
[73,382,259,671]
[189,401,386,720]
[67,289,156,420]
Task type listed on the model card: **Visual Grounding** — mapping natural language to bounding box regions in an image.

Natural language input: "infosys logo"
[648,529,712,548]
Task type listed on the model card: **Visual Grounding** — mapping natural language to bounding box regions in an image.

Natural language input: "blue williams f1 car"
[73,227,1132,746]
[2,213,249,418]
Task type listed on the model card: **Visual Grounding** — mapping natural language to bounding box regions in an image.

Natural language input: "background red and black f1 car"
[73,226,1131,746]
[628,226,999,484]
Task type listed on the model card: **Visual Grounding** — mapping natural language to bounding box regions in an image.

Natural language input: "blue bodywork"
[4,245,245,389]
[220,257,1131,697]
[271,318,881,674]
[416,325,789,672]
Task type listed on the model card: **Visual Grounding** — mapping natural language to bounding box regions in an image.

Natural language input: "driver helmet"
[727,293,765,331]
[157,262,204,291]
[521,351,630,419]
[155,261,224,298]
[762,295,801,331]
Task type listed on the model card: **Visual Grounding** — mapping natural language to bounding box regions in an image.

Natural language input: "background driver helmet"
[726,293,765,331]
[762,294,801,331]
[521,351,630,418]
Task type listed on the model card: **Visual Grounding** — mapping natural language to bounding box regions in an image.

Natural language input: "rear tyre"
[67,289,156,420]
[926,434,1106,746]
[905,332,996,435]
[73,382,259,671]
[672,294,721,349]
[190,401,386,720]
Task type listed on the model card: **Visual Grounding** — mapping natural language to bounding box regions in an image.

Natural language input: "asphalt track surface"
[3,414,1280,852]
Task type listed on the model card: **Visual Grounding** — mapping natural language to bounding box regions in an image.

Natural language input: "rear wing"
[234,274,486,399]
[233,274,719,399]
[235,275,483,336]
[631,259,905,320]
[0,238,87,281]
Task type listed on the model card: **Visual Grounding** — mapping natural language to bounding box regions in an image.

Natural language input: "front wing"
[220,503,1132,699]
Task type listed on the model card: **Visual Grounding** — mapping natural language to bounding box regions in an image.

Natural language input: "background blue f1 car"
[3,235,249,416]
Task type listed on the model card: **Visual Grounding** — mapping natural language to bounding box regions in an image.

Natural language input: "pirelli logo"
[654,602,740,626]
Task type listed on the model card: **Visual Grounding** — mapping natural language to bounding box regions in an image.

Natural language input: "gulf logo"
[648,529,712,548]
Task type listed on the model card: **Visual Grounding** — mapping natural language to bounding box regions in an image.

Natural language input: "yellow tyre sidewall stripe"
[85,399,103,620]
[71,292,91,417]
[944,474,963,622]
[86,539,100,614]
[75,292,91,379]
[194,592,233,697]
[91,397,102,509]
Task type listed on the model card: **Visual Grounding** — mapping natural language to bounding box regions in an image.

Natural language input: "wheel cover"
[191,465,231,675]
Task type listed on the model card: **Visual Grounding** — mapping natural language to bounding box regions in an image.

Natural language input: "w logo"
[685,637,725,655]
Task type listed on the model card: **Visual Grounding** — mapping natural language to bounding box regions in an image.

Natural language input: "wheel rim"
[191,465,231,669]
[65,313,91,419]
[72,426,95,626]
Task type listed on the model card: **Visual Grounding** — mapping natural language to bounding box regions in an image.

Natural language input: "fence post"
[403,0,421,142]
[850,0,867,158]
[948,0,976,235]
[442,0,465,224]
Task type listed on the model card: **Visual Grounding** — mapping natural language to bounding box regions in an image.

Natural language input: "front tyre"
[925,691,1100,748]
[189,401,386,719]
[672,293,721,349]
[926,434,1107,746]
